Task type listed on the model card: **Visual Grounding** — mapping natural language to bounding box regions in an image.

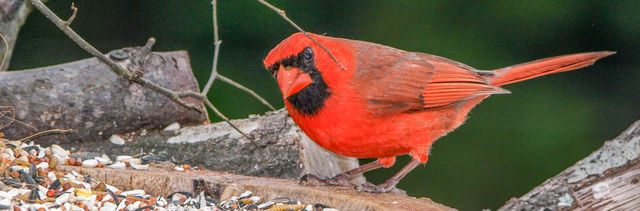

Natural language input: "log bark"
[0,48,207,144]
[58,165,454,211]
[59,109,365,183]
[500,120,640,210]
[0,0,42,72]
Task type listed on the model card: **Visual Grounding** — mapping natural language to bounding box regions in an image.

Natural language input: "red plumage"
[263,32,614,192]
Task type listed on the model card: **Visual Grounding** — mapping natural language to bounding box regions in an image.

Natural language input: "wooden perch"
[0,49,207,144]
[59,109,364,182]
[58,165,454,211]
[500,120,640,210]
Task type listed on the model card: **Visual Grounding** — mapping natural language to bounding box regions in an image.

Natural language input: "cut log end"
[58,165,455,211]
[500,120,640,210]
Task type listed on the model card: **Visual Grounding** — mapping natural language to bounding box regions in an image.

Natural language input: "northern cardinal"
[263,32,613,193]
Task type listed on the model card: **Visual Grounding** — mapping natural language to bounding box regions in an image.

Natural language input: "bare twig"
[257,0,347,70]
[26,0,261,146]
[0,106,37,131]
[14,128,72,142]
[27,0,203,113]
[0,107,69,143]
[201,0,222,96]
[0,106,15,130]
[217,74,276,110]
[202,1,275,111]
[203,99,262,148]
[0,32,7,72]
[173,90,262,149]
[28,1,129,76]
[64,2,77,26]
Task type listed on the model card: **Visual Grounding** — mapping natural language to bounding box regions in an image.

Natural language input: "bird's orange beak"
[276,65,313,99]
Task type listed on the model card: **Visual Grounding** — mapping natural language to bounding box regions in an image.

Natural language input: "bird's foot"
[356,182,406,194]
[299,173,353,187]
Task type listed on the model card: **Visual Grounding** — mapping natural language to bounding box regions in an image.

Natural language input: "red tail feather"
[490,51,615,86]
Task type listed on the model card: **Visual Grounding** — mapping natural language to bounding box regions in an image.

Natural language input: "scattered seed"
[19,170,36,185]
[29,163,37,178]
[21,146,40,154]
[167,191,192,199]
[134,205,155,211]
[0,143,339,211]
[107,189,120,205]
[28,189,40,202]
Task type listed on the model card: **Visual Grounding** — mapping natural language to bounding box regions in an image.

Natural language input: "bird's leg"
[300,160,383,186]
[358,158,421,193]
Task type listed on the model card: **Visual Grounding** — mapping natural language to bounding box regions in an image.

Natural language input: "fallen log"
[500,120,640,210]
[0,48,207,144]
[59,109,364,182]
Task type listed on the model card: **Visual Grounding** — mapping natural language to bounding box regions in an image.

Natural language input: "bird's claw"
[299,174,353,187]
[356,182,406,194]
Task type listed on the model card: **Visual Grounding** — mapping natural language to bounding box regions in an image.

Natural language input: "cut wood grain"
[572,162,640,210]
[58,165,454,211]
[500,120,640,210]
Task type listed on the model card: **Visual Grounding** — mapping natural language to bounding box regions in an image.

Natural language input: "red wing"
[421,61,509,108]
[353,45,507,116]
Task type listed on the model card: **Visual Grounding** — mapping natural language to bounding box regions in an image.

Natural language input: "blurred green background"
[9,1,639,210]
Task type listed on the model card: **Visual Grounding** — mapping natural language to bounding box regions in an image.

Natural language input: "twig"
[0,106,38,131]
[14,128,72,142]
[28,1,129,76]
[201,0,222,96]
[204,99,262,149]
[134,78,204,112]
[26,0,259,145]
[217,74,276,110]
[256,0,346,70]
[174,90,263,149]
[0,32,7,72]
[64,2,77,26]
[201,1,274,111]
[0,106,14,130]
[139,37,156,57]
[0,107,70,144]
[27,0,202,113]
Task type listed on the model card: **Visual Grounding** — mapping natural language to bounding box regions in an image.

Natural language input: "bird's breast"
[285,88,477,159]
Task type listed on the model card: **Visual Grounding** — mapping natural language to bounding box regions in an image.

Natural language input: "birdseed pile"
[0,140,339,211]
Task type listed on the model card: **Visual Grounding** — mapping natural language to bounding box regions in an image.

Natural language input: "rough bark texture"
[59,165,454,211]
[0,0,40,72]
[60,109,364,182]
[500,120,640,211]
[0,49,208,145]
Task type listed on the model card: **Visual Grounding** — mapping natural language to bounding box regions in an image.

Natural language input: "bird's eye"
[301,47,313,61]
[268,64,279,77]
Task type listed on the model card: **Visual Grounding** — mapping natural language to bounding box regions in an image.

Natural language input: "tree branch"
[28,0,130,77]
[172,90,261,148]
[200,1,275,111]
[25,0,261,145]
[63,2,77,27]
[27,0,207,113]
[201,0,222,96]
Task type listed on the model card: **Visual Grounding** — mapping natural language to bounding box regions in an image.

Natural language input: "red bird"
[263,32,613,193]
